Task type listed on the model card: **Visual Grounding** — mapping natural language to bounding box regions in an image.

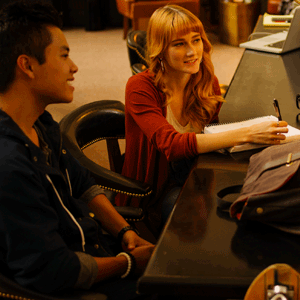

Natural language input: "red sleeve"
[125,72,198,162]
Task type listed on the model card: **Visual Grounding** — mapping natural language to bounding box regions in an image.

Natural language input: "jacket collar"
[0,109,63,174]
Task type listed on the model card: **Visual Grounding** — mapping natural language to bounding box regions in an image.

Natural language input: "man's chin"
[46,97,74,105]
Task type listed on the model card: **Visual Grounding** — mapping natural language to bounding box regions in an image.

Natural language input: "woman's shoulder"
[126,70,165,106]
[127,69,155,88]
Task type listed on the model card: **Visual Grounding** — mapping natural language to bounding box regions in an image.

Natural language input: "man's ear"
[16,55,35,79]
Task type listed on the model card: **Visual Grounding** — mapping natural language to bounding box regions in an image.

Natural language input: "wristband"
[126,252,136,278]
[117,226,139,243]
[117,252,136,279]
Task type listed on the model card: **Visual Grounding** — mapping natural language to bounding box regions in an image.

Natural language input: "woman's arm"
[196,120,288,154]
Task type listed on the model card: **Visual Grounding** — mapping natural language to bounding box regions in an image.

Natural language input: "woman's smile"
[164,31,203,76]
[184,58,198,65]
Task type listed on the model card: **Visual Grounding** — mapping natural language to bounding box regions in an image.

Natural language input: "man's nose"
[71,60,78,74]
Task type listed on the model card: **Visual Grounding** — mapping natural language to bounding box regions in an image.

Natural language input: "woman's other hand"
[244,120,288,145]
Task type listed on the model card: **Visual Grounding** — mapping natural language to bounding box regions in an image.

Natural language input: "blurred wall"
[61,0,122,28]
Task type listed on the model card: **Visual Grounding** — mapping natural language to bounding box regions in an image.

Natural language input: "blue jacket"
[0,109,112,293]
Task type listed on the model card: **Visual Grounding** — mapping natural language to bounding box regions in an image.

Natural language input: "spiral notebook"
[204,115,300,153]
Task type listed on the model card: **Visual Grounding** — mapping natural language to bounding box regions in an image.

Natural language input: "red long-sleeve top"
[115,70,222,207]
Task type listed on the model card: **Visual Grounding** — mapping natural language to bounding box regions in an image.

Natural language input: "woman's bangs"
[170,14,202,40]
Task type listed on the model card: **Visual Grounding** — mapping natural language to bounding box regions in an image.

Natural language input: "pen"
[273,98,282,121]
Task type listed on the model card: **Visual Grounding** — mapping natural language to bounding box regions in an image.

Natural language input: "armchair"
[115,0,200,39]
[59,100,153,223]
[127,30,148,75]
[0,268,107,300]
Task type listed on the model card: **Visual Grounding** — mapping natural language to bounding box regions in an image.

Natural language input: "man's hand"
[131,245,155,275]
[122,230,153,252]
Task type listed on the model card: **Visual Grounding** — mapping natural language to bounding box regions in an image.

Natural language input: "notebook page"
[204,115,300,153]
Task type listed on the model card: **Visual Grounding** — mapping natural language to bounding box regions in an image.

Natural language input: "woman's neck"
[164,73,191,127]
[164,72,191,93]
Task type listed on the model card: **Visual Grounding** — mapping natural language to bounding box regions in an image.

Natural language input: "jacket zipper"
[65,169,72,196]
[45,174,86,252]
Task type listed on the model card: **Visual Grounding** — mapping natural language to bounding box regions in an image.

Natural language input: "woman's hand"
[196,120,289,154]
[244,120,288,145]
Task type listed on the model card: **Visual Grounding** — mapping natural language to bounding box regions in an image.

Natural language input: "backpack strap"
[216,185,243,211]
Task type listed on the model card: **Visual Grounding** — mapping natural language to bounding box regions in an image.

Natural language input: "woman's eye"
[174,42,183,47]
[193,38,201,43]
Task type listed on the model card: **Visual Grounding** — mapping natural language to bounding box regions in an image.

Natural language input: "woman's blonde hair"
[147,5,224,130]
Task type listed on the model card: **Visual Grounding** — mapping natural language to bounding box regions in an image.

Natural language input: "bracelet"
[117,252,136,279]
[117,226,139,244]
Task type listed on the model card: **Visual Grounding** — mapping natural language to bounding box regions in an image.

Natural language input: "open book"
[204,115,300,153]
[263,13,292,27]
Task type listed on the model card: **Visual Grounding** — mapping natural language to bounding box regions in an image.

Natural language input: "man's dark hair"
[0,0,62,93]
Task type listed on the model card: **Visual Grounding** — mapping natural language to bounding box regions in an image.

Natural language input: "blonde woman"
[116,5,288,226]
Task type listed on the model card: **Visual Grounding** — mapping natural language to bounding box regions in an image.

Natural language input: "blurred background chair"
[127,29,147,75]
[59,100,154,228]
[115,0,200,39]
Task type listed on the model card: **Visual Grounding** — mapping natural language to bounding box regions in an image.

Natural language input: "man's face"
[32,26,78,105]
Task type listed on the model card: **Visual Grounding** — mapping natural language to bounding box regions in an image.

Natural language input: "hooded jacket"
[0,109,111,293]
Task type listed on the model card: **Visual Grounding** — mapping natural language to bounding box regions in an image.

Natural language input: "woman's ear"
[16,55,35,79]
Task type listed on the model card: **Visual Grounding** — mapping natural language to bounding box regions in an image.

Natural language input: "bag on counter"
[217,140,300,234]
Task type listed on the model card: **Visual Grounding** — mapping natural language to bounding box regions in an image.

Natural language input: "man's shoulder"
[0,135,32,167]
[0,113,32,159]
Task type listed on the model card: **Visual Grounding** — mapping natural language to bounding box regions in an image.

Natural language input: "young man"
[0,0,154,298]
